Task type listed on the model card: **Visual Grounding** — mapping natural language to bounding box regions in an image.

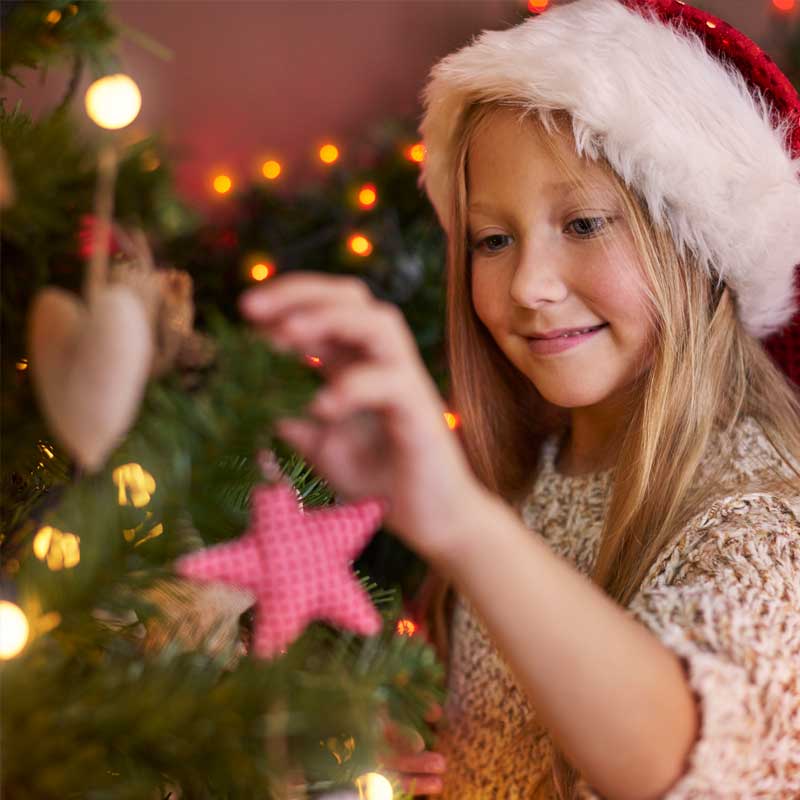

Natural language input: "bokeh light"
[33,526,81,570]
[396,618,417,636]
[444,411,461,430]
[213,174,233,195]
[405,143,426,164]
[262,160,282,180]
[773,0,795,11]
[84,74,142,130]
[319,144,340,164]
[0,602,29,660]
[112,463,156,507]
[358,183,378,209]
[250,262,275,282]
[356,772,393,800]
[347,234,373,257]
[528,0,550,11]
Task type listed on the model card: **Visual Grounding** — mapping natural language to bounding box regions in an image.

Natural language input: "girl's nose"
[508,242,569,309]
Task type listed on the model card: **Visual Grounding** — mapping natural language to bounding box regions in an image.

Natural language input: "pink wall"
[6,0,798,212]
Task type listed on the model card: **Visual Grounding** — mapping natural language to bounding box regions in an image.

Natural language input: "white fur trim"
[417,0,800,338]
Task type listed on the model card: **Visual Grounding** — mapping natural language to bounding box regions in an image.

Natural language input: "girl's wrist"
[428,484,513,577]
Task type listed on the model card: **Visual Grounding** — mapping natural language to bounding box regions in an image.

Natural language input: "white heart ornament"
[28,285,153,472]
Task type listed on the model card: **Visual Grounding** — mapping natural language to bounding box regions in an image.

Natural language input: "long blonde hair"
[426,100,800,799]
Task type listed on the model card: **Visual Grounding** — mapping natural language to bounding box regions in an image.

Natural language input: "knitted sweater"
[437,417,800,799]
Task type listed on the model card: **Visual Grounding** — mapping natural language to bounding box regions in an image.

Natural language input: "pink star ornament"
[175,480,388,657]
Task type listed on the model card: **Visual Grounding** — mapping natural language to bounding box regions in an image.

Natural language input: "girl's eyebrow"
[468,181,613,213]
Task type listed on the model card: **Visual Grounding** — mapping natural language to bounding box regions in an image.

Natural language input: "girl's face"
[467,109,654,414]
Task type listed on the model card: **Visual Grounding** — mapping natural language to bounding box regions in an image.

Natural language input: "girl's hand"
[380,704,447,796]
[239,272,487,566]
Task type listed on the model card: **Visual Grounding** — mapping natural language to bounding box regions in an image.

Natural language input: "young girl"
[240,0,800,797]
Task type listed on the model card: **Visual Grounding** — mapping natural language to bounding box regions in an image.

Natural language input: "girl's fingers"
[273,417,321,458]
[381,750,446,775]
[253,296,414,368]
[397,774,444,796]
[308,364,414,422]
[383,719,425,754]
[239,272,374,324]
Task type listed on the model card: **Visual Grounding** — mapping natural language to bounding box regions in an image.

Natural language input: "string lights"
[85,74,142,131]
[319,143,340,164]
[213,174,233,195]
[356,772,394,800]
[347,234,373,257]
[0,601,29,660]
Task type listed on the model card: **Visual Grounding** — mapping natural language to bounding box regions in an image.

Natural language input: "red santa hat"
[417,0,800,346]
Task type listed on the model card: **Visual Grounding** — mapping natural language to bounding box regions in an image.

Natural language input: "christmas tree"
[1,3,446,797]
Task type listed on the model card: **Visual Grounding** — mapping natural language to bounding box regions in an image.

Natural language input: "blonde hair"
[426,100,800,799]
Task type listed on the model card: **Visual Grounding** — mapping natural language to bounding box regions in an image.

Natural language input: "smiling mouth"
[529,324,608,340]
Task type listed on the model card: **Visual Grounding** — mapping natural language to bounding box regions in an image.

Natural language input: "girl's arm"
[444,488,699,800]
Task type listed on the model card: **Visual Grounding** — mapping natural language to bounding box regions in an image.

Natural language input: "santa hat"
[417,0,800,345]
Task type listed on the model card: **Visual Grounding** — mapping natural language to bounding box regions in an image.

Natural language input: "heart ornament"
[28,284,153,472]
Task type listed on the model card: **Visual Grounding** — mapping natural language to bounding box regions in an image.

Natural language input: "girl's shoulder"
[639,489,799,598]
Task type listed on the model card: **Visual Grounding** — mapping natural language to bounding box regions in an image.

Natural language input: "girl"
[240,0,800,797]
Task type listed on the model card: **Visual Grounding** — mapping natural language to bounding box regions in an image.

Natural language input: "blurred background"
[7,0,800,212]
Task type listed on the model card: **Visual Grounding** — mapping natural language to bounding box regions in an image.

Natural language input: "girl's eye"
[567,217,610,238]
[469,218,611,253]
[469,234,512,255]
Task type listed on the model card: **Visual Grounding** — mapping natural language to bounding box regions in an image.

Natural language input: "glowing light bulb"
[444,411,461,430]
[406,143,426,163]
[319,144,340,164]
[112,463,156,507]
[262,160,282,180]
[84,74,142,130]
[33,525,81,570]
[45,9,62,24]
[356,772,394,800]
[213,174,233,195]
[528,0,550,11]
[358,184,378,209]
[396,618,417,636]
[0,602,29,660]
[348,234,373,257]
[250,262,274,281]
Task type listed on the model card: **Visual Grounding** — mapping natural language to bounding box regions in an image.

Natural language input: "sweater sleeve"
[626,492,800,799]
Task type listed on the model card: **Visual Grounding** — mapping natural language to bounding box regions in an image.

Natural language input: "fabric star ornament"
[175,480,387,657]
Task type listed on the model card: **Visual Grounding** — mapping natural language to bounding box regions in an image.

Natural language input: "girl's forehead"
[467,113,609,188]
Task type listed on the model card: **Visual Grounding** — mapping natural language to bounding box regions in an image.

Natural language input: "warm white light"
[112,463,156,507]
[356,772,393,800]
[85,74,142,130]
[0,601,29,659]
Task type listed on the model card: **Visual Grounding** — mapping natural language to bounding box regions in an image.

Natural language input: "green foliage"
[1,0,117,87]
[0,99,197,522]
[1,319,444,798]
[1,13,447,796]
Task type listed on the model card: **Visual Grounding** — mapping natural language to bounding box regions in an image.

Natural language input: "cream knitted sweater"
[437,417,800,799]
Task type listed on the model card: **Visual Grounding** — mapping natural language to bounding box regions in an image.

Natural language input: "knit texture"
[437,417,800,798]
